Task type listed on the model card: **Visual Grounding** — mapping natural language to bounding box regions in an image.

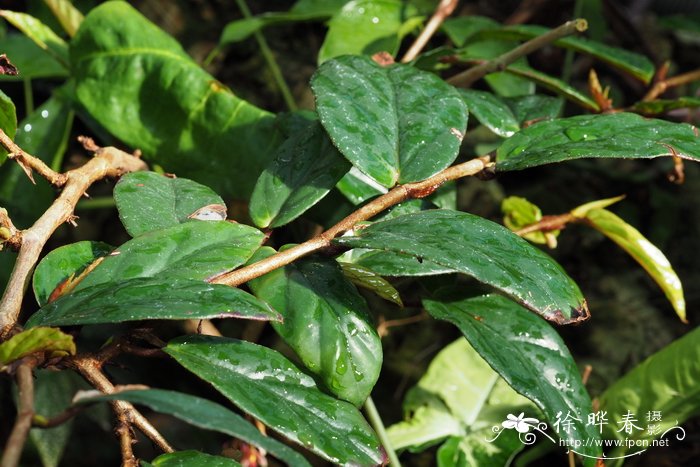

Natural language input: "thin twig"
[514,213,576,236]
[0,140,148,340]
[213,156,491,287]
[401,0,459,63]
[0,129,65,187]
[364,396,401,466]
[1,362,35,467]
[642,68,700,102]
[33,405,84,428]
[447,19,588,88]
[71,356,174,454]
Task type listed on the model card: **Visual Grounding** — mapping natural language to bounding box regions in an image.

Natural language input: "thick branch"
[401,0,459,63]
[0,129,66,186]
[0,145,147,340]
[447,19,588,88]
[214,156,491,287]
[1,362,35,467]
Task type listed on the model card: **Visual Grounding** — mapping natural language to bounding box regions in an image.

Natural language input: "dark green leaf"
[165,335,384,465]
[73,221,264,290]
[505,65,599,111]
[503,94,563,124]
[496,112,700,172]
[0,327,75,367]
[318,0,421,64]
[250,120,350,228]
[441,16,499,47]
[0,10,69,67]
[335,210,589,324]
[424,294,601,460]
[0,34,68,81]
[336,167,386,205]
[114,172,225,237]
[149,451,240,467]
[71,1,280,199]
[76,389,310,466]
[312,55,468,187]
[339,261,403,306]
[220,11,330,46]
[248,250,382,406]
[32,240,113,307]
[0,89,16,163]
[459,89,519,137]
[456,40,534,97]
[630,97,700,115]
[26,277,280,327]
[351,249,454,276]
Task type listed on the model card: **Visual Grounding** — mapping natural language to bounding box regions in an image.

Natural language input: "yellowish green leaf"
[0,327,75,367]
[570,195,626,218]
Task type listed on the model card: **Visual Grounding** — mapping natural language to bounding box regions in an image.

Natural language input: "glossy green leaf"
[336,167,386,205]
[505,65,599,111]
[248,250,382,406]
[497,112,700,172]
[312,55,468,187]
[43,0,83,37]
[76,389,310,466]
[26,277,280,327]
[0,10,69,67]
[478,24,655,83]
[165,335,384,465]
[0,327,75,367]
[33,241,113,307]
[424,294,601,460]
[114,172,225,237]
[250,120,350,228]
[339,261,403,306]
[0,89,16,163]
[631,97,700,115]
[584,208,686,322]
[599,327,700,450]
[149,451,240,467]
[74,221,264,290]
[502,196,558,245]
[459,89,519,137]
[0,34,68,80]
[350,249,454,276]
[71,1,280,199]
[335,210,589,324]
[318,0,420,64]
[503,94,563,124]
[442,16,499,47]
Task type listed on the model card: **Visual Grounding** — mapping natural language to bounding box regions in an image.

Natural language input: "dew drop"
[41,110,49,118]
[23,123,32,132]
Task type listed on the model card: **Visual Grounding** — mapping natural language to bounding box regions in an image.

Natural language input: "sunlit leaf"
[0,327,75,367]
[0,10,69,66]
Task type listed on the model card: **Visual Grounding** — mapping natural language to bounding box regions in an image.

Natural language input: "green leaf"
[505,65,599,111]
[503,94,563,124]
[33,241,113,307]
[26,277,280,327]
[584,209,686,322]
[502,196,558,245]
[292,0,350,15]
[630,97,700,115]
[569,195,625,218]
[71,1,280,199]
[249,120,350,228]
[76,389,310,466]
[458,89,519,137]
[442,16,500,47]
[456,40,534,97]
[165,335,384,465]
[423,294,602,460]
[0,89,16,163]
[149,451,240,467]
[73,221,264,290]
[0,327,75,367]
[496,112,700,172]
[312,55,468,188]
[335,210,589,324]
[114,172,226,237]
[0,34,68,81]
[0,10,69,67]
[318,0,420,64]
[599,327,700,449]
[336,167,386,205]
[437,432,524,467]
[220,11,330,46]
[43,0,84,37]
[351,249,454,276]
[248,250,382,406]
[339,261,403,306]
[478,24,655,83]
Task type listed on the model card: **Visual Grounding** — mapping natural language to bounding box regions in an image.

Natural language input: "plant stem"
[0,128,66,187]
[642,67,700,101]
[401,0,459,63]
[364,396,401,466]
[1,362,35,467]
[234,0,297,111]
[447,19,588,88]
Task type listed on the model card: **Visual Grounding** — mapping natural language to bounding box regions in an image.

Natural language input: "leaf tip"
[549,300,591,325]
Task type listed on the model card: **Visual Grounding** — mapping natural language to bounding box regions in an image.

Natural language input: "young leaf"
[496,113,700,172]
[0,89,17,164]
[0,10,69,67]
[458,89,519,137]
[26,277,281,327]
[165,335,385,465]
[584,209,686,322]
[423,294,602,460]
[248,250,382,406]
[249,120,350,228]
[114,172,226,237]
[335,210,589,324]
[312,55,468,188]
[318,0,420,64]
[0,327,75,367]
[338,261,403,306]
[75,389,310,466]
[502,196,558,245]
[569,195,625,218]
[599,327,700,449]
[33,241,113,307]
[71,1,281,199]
[149,451,240,467]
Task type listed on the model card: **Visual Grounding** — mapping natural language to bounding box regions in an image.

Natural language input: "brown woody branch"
[642,67,700,102]
[401,0,459,63]
[447,19,588,88]
[0,129,66,186]
[1,361,36,467]
[0,131,148,340]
